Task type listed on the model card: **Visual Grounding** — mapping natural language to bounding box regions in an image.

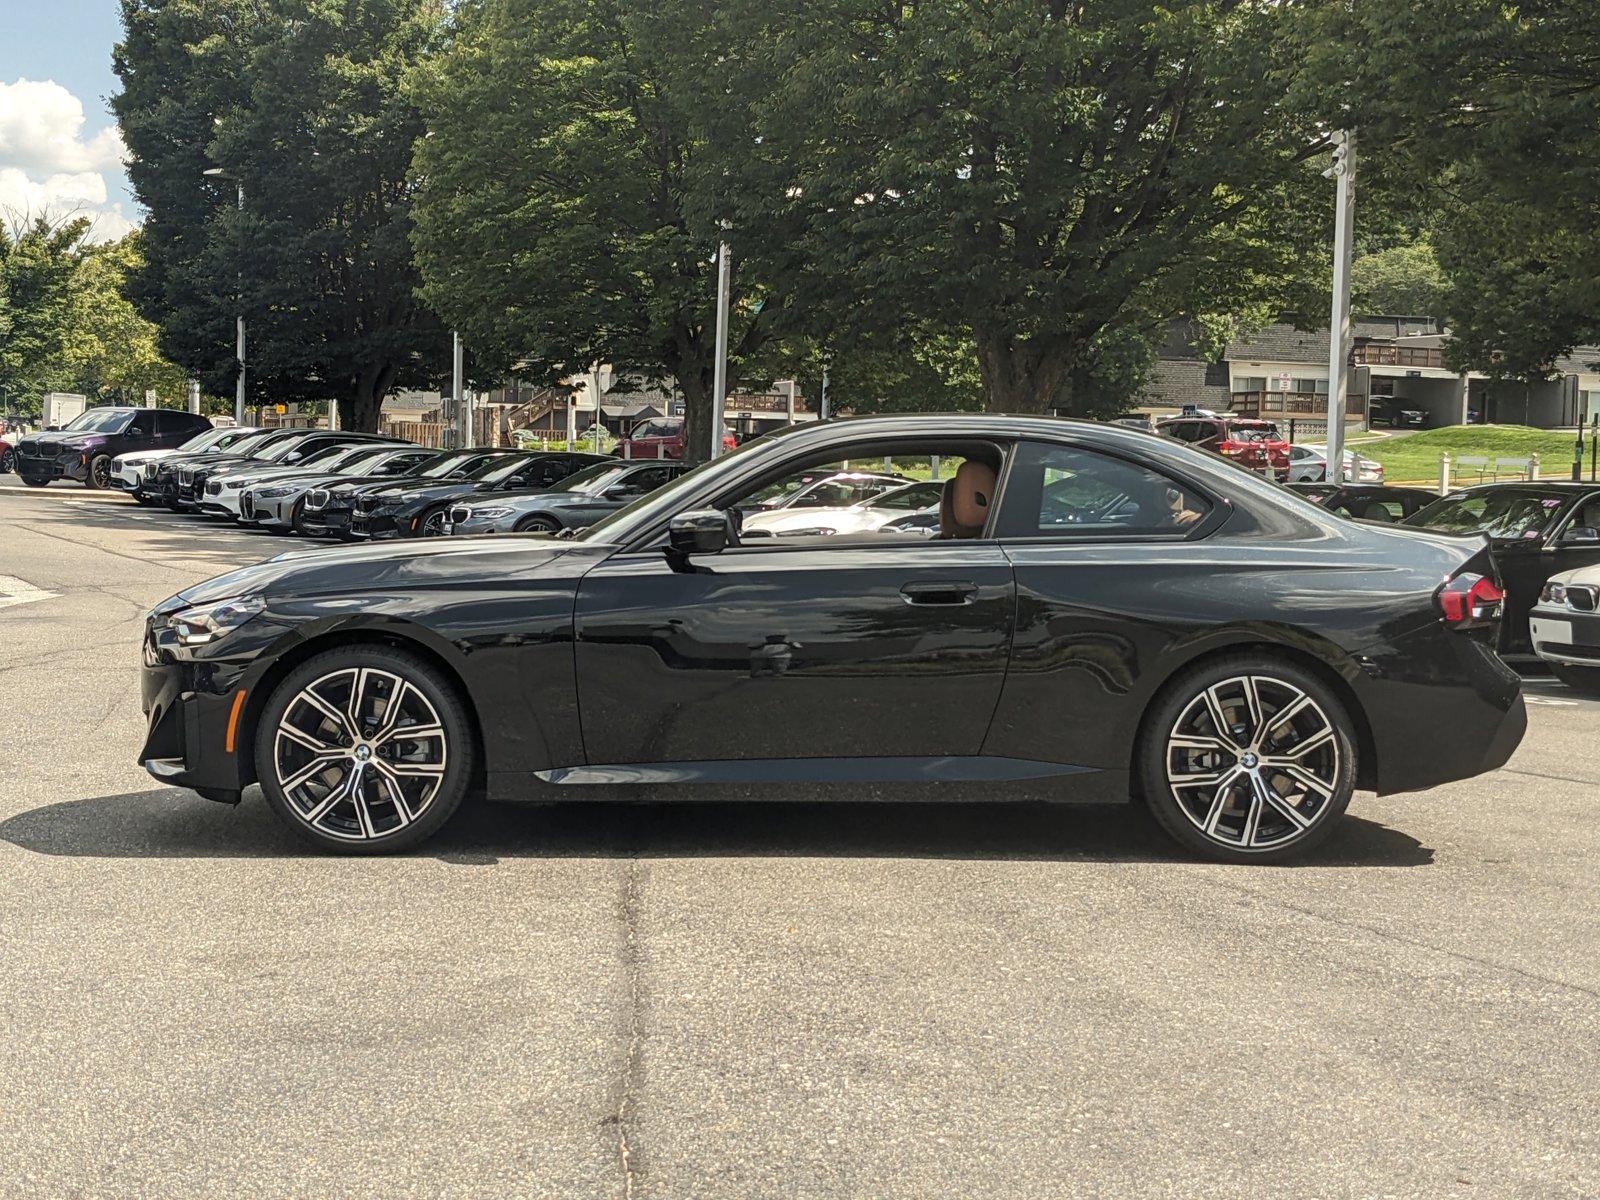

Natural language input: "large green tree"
[726,0,1336,415]
[1347,1,1600,381]
[411,0,807,460]
[0,215,86,411]
[115,0,451,429]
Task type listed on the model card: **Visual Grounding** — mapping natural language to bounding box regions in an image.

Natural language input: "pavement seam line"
[615,857,646,1199]
[1200,875,1600,1000]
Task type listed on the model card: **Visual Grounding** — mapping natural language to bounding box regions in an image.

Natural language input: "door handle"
[900,580,979,605]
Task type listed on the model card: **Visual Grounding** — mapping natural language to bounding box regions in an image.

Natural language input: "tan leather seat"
[939,461,997,538]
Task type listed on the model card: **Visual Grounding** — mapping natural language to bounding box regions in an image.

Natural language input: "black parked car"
[15,407,212,488]
[140,415,1524,863]
[176,430,402,513]
[1287,483,1436,522]
[1368,398,1426,429]
[348,451,614,540]
[297,448,516,539]
[443,460,687,534]
[1403,481,1600,654]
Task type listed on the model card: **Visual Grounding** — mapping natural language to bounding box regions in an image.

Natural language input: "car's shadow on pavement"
[0,788,1435,867]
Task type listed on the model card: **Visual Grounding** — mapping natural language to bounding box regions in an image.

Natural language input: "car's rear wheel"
[1136,656,1356,863]
[0,448,15,474]
[87,455,112,489]
[1552,663,1600,696]
[514,515,561,534]
[255,647,475,854]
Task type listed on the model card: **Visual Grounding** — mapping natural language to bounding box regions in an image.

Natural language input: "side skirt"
[536,756,1096,786]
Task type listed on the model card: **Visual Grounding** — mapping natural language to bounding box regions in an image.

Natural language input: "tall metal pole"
[187,378,201,416]
[233,181,246,427]
[820,353,830,421]
[710,228,732,460]
[1325,129,1356,486]
[451,331,465,448]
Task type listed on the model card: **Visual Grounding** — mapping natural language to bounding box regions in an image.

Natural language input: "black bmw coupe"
[139,415,1525,862]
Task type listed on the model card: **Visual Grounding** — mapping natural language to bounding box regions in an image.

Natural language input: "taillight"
[1437,573,1504,628]
[1217,440,1245,455]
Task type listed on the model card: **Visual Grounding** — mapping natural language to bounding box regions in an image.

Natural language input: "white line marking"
[0,574,58,612]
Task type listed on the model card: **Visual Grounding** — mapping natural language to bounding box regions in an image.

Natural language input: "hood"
[23,431,106,451]
[115,448,176,466]
[373,481,475,506]
[174,537,605,606]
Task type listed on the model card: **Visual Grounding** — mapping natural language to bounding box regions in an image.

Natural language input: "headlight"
[467,507,513,520]
[167,596,266,646]
[256,484,297,499]
[1542,582,1567,605]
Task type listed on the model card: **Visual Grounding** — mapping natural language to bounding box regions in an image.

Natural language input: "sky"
[0,0,138,241]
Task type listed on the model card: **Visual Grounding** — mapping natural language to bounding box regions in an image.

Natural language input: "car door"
[982,438,1228,784]
[572,498,1016,769]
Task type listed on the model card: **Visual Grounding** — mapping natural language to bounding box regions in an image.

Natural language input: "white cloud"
[0,78,137,242]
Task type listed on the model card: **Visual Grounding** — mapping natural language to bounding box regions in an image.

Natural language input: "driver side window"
[996,442,1211,538]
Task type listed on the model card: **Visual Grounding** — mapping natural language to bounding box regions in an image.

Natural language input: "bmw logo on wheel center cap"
[354,744,373,762]
[1240,752,1259,769]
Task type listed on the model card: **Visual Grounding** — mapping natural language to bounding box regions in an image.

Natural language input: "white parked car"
[1529,564,1600,694]
[741,478,946,537]
[110,426,261,500]
[1287,444,1384,484]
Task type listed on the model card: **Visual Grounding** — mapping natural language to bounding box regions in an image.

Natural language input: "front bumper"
[240,491,296,529]
[198,484,245,517]
[1530,603,1600,668]
[349,507,403,539]
[17,452,88,483]
[112,461,148,493]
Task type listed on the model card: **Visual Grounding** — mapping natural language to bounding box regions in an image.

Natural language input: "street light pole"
[1324,129,1356,486]
[204,169,247,426]
[451,331,465,448]
[710,226,732,460]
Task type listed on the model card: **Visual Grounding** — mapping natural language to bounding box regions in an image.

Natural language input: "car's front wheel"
[255,647,476,854]
[1137,656,1356,863]
[514,515,561,534]
[418,509,449,537]
[87,455,112,489]
[1552,663,1600,696]
[0,448,15,474]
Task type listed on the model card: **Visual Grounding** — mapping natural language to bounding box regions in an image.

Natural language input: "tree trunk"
[677,360,716,463]
[339,364,397,433]
[973,329,1073,414]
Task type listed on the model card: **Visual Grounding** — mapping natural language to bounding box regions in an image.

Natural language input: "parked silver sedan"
[444,460,685,535]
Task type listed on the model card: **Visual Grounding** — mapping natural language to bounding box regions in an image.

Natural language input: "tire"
[1552,663,1600,696]
[22,477,49,488]
[514,515,561,534]
[87,455,112,489]
[1135,654,1357,864]
[418,509,449,537]
[0,448,14,474]
[254,646,476,854]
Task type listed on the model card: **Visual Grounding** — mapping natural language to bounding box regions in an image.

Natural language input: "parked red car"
[0,435,14,475]
[614,416,737,460]
[1156,415,1291,480]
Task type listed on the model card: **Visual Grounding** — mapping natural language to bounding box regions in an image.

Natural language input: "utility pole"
[820,352,830,421]
[710,225,732,459]
[1324,129,1356,486]
[451,331,465,449]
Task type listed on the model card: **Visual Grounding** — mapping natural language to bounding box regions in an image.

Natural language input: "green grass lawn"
[1353,425,1593,484]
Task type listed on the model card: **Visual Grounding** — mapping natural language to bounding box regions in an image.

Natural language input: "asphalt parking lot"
[2,475,1598,1199]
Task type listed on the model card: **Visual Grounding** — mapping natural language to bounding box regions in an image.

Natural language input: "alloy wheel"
[272,666,448,843]
[1163,674,1340,851]
[90,457,112,488]
[420,510,448,537]
[0,448,14,474]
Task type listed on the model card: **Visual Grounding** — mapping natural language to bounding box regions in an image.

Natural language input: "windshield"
[179,427,230,452]
[315,446,387,473]
[550,462,634,494]
[1405,489,1565,539]
[865,480,945,511]
[259,435,317,462]
[1226,425,1278,443]
[64,409,134,434]
[417,451,482,479]
[475,455,542,483]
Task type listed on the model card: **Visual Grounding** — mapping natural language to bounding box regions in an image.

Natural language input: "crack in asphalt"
[1501,766,1600,787]
[613,858,647,1199]
[1200,875,1600,1001]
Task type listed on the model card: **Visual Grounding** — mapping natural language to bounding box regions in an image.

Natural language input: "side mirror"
[668,509,734,556]
[1561,526,1600,545]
